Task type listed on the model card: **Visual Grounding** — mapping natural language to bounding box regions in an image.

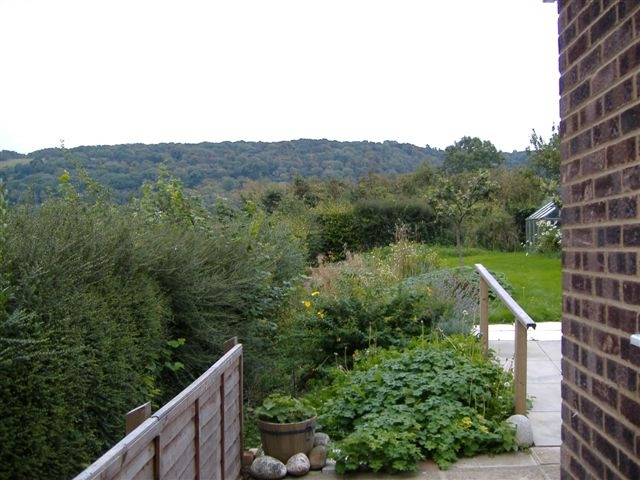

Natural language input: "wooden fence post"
[125,401,151,435]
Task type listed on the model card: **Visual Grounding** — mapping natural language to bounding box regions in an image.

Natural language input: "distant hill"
[0,139,527,203]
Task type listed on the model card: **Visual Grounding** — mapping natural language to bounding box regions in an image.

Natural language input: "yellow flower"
[317,310,325,319]
[479,425,489,433]
[460,416,473,430]
[311,291,320,296]
[302,300,311,308]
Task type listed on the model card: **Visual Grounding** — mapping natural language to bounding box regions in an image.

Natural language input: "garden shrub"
[317,336,517,473]
[307,203,364,261]
[0,176,307,478]
[275,243,483,387]
[0,199,171,479]
[467,208,521,251]
[533,220,561,254]
[354,198,446,249]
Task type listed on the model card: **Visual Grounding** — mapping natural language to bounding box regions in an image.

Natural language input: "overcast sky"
[1,0,559,154]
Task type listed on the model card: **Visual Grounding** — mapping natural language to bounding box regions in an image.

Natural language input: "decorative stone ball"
[507,414,534,447]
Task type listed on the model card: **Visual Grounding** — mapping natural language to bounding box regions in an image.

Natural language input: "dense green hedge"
[0,187,306,478]
[307,200,451,261]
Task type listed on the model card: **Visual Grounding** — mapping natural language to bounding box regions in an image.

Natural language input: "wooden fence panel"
[73,342,243,480]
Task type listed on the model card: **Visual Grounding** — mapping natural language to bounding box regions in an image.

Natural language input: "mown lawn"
[436,248,562,323]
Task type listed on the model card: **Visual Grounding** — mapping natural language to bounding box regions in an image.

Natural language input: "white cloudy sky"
[1,0,559,154]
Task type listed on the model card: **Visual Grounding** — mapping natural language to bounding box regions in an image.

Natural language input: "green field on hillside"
[437,248,561,323]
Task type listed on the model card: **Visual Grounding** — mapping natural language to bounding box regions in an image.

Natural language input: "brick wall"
[558,1,640,478]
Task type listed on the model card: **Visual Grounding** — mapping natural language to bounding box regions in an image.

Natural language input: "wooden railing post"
[475,264,536,417]
[479,277,489,356]
[514,321,528,415]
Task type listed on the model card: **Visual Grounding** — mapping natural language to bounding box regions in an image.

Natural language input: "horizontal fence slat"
[154,346,242,420]
[74,418,160,480]
[115,441,156,480]
[131,458,154,480]
[160,418,196,476]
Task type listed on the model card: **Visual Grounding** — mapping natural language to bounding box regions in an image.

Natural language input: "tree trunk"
[455,223,464,266]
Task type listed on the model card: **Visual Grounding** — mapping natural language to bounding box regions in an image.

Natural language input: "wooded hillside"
[0,139,526,203]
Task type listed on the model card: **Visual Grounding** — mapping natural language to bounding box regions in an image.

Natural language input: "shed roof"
[527,201,559,220]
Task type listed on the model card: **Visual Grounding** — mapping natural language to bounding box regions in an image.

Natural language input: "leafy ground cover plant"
[315,335,517,473]
[254,393,316,423]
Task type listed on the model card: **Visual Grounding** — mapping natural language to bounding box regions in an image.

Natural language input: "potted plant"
[254,393,317,462]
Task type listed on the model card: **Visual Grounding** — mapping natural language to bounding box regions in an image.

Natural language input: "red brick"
[561,65,580,94]
[569,31,590,64]
[623,224,640,245]
[604,78,634,113]
[564,157,582,181]
[620,394,640,427]
[562,205,582,225]
[619,40,640,77]
[608,251,637,274]
[595,277,621,300]
[603,414,633,452]
[594,328,621,355]
[582,443,605,478]
[563,335,581,362]
[592,60,618,95]
[621,103,640,134]
[593,118,621,146]
[573,227,594,246]
[559,19,576,52]
[620,335,640,366]
[618,450,640,479]
[606,357,638,391]
[622,279,640,305]
[581,348,605,375]
[578,1,602,32]
[607,304,638,334]
[569,80,592,111]
[570,455,588,478]
[571,410,593,441]
[572,273,593,293]
[582,251,605,272]
[591,377,619,409]
[603,18,634,58]
[606,137,637,166]
[591,5,618,44]
[562,381,581,409]
[622,164,640,191]
[583,201,607,222]
[580,45,603,78]
[594,171,622,197]
[608,195,638,219]
[582,148,606,174]
[571,179,594,201]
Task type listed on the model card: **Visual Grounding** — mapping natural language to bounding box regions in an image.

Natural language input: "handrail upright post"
[479,277,489,356]
[514,321,528,414]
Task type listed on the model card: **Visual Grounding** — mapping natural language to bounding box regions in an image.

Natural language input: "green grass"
[435,247,561,323]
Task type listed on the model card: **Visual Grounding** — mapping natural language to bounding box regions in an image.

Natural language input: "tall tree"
[442,136,505,174]
[432,170,496,265]
[527,127,561,205]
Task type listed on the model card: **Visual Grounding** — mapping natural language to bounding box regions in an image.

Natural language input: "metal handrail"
[475,264,536,415]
